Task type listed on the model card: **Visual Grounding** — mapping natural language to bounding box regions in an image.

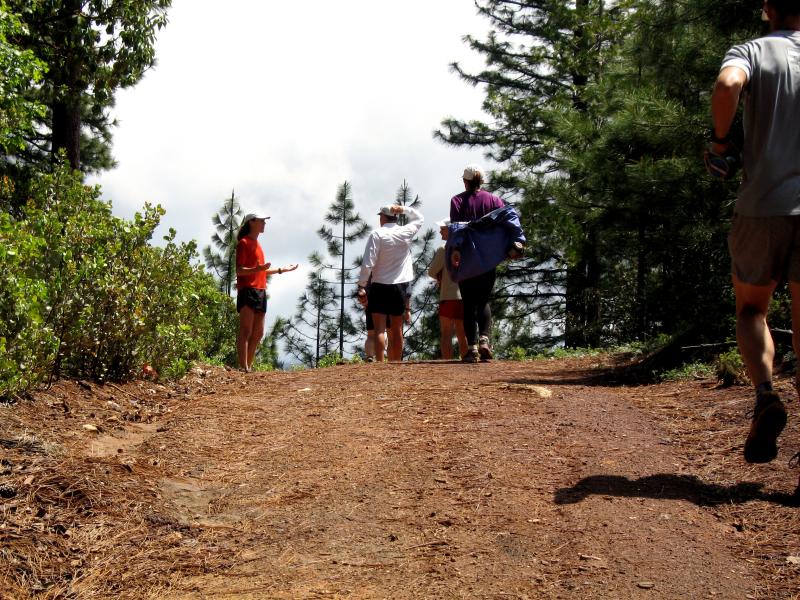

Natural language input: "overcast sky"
[91,0,494,344]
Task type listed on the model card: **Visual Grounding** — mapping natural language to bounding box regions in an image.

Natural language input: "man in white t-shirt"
[710,0,800,489]
[357,204,423,362]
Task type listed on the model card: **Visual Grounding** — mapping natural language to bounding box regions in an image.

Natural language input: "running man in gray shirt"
[710,0,800,493]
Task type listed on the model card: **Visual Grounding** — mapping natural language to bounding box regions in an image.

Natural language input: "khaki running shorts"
[728,214,800,285]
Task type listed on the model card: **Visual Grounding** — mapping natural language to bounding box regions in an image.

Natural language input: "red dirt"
[1,357,799,599]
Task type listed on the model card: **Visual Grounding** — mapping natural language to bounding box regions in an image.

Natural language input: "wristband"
[278,268,282,274]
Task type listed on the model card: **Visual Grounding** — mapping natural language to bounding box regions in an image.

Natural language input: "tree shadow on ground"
[554,473,799,508]
[505,373,629,387]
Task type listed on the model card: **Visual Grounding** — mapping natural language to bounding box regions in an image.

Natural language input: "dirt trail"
[3,359,799,599]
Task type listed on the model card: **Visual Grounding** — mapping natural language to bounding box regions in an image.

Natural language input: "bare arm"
[237,262,271,276]
[711,66,747,152]
[265,263,299,276]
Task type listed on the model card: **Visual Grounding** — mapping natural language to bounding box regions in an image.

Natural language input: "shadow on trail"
[505,372,626,387]
[554,473,799,508]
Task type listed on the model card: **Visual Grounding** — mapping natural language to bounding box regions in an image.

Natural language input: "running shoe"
[478,336,493,362]
[744,391,787,463]
[462,346,479,363]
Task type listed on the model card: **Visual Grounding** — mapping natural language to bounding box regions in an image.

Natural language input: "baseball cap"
[241,213,270,225]
[377,205,395,216]
[462,164,483,180]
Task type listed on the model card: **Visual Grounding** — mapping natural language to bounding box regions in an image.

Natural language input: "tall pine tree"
[282,269,340,367]
[316,181,370,356]
[203,190,242,296]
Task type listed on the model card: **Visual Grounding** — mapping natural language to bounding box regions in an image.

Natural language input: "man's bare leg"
[388,315,404,362]
[734,275,787,463]
[373,314,388,363]
[734,275,777,387]
[789,281,800,398]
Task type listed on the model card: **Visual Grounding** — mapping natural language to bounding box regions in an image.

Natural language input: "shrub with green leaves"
[0,165,235,400]
[715,347,749,387]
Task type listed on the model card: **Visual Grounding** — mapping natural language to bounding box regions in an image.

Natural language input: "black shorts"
[237,287,267,313]
[367,282,406,317]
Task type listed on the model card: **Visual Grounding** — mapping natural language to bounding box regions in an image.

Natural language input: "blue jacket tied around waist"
[445,205,526,283]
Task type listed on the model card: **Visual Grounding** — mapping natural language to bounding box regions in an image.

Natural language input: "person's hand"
[282,263,299,273]
[704,143,740,179]
[390,204,404,215]
[450,249,461,268]
[357,287,368,307]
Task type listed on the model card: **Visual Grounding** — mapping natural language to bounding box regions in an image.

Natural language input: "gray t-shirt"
[721,31,800,216]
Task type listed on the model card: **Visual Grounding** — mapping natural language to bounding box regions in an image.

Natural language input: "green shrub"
[715,347,749,387]
[0,165,235,399]
[531,346,604,360]
[661,361,716,381]
[506,346,529,361]
[318,352,343,368]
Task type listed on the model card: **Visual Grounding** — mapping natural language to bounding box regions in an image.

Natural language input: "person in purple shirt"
[450,165,505,363]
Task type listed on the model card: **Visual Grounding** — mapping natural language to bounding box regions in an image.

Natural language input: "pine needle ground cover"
[1,359,798,598]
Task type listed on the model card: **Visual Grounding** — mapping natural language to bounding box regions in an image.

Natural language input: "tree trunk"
[635,217,647,337]
[564,226,601,348]
[51,95,81,170]
[50,0,83,170]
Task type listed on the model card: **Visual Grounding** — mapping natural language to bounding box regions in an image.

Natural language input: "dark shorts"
[237,287,267,313]
[728,214,800,285]
[367,282,407,317]
[439,299,464,320]
[367,308,403,331]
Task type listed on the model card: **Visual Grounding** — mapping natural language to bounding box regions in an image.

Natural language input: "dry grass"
[0,375,234,598]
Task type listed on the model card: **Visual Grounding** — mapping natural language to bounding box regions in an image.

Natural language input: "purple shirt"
[450,189,505,222]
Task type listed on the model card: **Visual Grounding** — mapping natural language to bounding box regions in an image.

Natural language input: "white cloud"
[91,0,495,347]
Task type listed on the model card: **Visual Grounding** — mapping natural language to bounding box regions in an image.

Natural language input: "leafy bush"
[0,165,235,400]
[318,352,343,368]
[505,346,529,361]
[531,346,604,360]
[661,361,716,382]
[715,347,749,387]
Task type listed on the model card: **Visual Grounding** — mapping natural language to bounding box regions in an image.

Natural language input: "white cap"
[462,164,483,181]
[377,205,395,216]
[241,213,270,225]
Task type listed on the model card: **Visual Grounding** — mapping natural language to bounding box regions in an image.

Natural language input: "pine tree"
[436,0,631,347]
[316,181,370,356]
[254,318,286,371]
[282,269,340,367]
[203,190,242,296]
[438,0,761,351]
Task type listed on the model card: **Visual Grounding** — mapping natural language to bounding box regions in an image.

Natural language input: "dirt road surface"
[2,358,799,598]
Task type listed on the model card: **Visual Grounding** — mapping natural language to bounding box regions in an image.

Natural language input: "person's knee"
[737,303,767,319]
